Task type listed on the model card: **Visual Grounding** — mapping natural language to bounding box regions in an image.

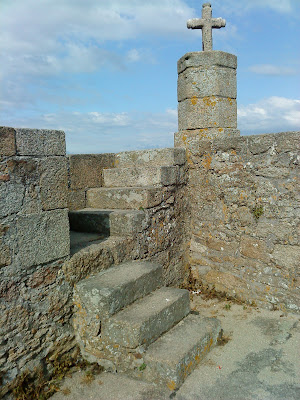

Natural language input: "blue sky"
[1,0,299,153]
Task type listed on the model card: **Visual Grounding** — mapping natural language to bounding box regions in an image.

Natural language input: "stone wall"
[181,131,299,312]
[68,154,115,210]
[0,127,74,395]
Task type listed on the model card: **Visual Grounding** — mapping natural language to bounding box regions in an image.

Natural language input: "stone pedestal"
[175,51,240,146]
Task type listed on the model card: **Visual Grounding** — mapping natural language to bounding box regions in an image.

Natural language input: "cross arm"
[212,18,226,28]
[187,18,205,29]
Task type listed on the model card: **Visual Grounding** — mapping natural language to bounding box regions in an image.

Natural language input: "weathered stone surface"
[103,166,179,188]
[187,3,226,52]
[15,128,66,156]
[272,245,300,269]
[175,128,240,146]
[69,209,145,236]
[15,209,70,268]
[0,181,24,218]
[185,130,300,312]
[178,66,236,101]
[109,209,145,236]
[0,225,11,267]
[115,148,186,168]
[68,154,115,190]
[178,96,237,130]
[74,261,163,318]
[39,157,68,210]
[0,127,16,156]
[178,51,237,74]
[63,236,134,285]
[102,287,190,348]
[68,189,86,211]
[86,187,169,209]
[144,314,221,390]
[240,235,270,262]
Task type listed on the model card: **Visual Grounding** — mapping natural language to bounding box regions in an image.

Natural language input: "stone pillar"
[175,51,240,146]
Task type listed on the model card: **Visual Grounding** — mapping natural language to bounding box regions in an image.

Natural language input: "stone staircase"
[73,260,221,390]
[69,147,221,390]
[69,147,186,237]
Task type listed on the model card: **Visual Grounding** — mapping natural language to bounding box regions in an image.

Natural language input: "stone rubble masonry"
[184,131,300,313]
[0,127,72,395]
[177,50,239,141]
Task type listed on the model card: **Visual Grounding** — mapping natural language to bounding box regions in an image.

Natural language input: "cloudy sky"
[1,0,299,153]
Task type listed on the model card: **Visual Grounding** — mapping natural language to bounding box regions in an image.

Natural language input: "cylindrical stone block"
[176,50,239,142]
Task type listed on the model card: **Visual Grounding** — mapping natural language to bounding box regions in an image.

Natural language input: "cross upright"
[187,3,226,51]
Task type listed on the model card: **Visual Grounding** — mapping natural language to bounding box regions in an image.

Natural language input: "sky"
[0,0,299,154]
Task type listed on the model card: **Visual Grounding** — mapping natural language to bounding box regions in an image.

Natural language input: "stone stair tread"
[74,260,163,317]
[103,165,178,188]
[143,313,221,389]
[86,186,166,209]
[102,287,190,348]
[115,148,186,168]
[70,208,144,213]
[69,208,145,235]
[146,313,220,362]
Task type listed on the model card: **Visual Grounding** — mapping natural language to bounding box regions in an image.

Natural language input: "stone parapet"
[0,126,72,395]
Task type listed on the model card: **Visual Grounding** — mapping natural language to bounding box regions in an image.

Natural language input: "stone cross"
[187,3,226,51]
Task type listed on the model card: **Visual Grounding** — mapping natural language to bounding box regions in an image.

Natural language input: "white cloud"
[0,0,194,111]
[238,96,300,134]
[1,108,177,153]
[249,64,298,76]
[214,0,295,15]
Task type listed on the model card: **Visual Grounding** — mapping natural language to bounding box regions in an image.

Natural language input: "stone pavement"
[51,297,300,400]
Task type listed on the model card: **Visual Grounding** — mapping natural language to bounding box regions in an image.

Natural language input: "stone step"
[102,287,190,348]
[86,187,165,209]
[115,148,186,168]
[74,260,163,319]
[143,313,221,390]
[69,208,145,236]
[103,166,178,188]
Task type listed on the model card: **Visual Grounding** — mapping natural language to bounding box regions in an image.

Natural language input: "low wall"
[182,131,299,312]
[0,127,74,395]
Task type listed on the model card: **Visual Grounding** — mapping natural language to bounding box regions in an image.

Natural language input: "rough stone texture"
[103,166,179,188]
[175,128,240,144]
[39,157,68,210]
[15,210,70,268]
[184,131,300,312]
[0,127,73,397]
[86,186,170,210]
[74,261,163,319]
[68,154,115,190]
[67,154,115,211]
[177,51,237,74]
[109,209,145,236]
[0,127,16,156]
[178,66,236,101]
[178,96,237,130]
[68,189,86,211]
[63,236,135,285]
[177,51,237,133]
[15,128,66,156]
[143,314,221,390]
[102,287,190,348]
[115,148,186,168]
